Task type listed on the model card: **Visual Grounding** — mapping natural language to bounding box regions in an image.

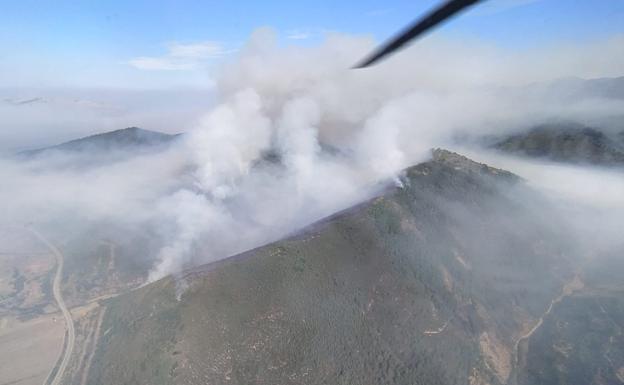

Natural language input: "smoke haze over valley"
[1,30,623,282]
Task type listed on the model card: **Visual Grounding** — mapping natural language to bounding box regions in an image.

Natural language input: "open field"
[0,313,64,385]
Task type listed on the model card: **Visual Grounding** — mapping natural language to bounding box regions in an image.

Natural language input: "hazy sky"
[2,0,623,88]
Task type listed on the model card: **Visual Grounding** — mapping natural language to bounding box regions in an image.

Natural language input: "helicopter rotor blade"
[354,0,485,68]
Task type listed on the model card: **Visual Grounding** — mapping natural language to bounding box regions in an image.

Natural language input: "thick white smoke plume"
[1,29,622,282]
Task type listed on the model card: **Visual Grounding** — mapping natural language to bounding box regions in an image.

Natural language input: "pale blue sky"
[1,0,623,88]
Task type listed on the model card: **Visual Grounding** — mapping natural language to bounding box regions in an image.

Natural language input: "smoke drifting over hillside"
[1,29,623,281]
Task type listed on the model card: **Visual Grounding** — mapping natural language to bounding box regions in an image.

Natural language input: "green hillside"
[85,150,580,385]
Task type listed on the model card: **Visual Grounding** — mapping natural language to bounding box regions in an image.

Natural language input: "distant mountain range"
[493,123,624,167]
[19,122,624,170]
[535,76,624,100]
[11,75,624,168]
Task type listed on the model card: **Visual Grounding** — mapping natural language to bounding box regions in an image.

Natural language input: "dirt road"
[30,229,75,385]
[513,274,584,382]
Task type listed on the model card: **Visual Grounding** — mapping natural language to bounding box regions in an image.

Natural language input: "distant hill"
[543,76,624,100]
[489,76,624,167]
[508,76,624,103]
[19,127,180,157]
[84,150,586,385]
[15,127,182,170]
[493,123,624,167]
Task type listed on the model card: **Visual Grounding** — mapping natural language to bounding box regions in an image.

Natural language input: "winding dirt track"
[513,274,584,382]
[30,229,75,385]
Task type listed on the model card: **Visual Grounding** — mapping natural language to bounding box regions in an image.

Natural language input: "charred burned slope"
[86,150,580,385]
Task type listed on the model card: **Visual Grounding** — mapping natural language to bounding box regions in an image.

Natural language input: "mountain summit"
[82,150,583,385]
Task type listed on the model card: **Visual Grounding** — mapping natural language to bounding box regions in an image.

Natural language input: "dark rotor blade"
[354,0,484,68]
